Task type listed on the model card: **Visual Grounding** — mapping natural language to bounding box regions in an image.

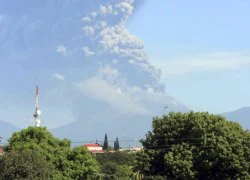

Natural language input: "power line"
[1,137,248,145]
[70,137,250,143]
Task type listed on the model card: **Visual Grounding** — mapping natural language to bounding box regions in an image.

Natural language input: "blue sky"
[0,0,249,129]
[128,0,250,113]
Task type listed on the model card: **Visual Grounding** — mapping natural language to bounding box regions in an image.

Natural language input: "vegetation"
[103,133,108,150]
[114,137,120,151]
[1,127,100,179]
[0,149,54,179]
[1,112,250,179]
[134,111,250,179]
[96,152,134,179]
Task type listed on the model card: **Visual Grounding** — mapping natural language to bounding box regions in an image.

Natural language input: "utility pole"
[122,128,125,149]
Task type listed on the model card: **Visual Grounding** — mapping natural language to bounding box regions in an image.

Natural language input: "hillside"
[0,120,19,143]
[222,107,250,130]
[52,102,189,145]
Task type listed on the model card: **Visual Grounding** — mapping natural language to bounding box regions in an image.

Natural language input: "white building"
[84,143,105,154]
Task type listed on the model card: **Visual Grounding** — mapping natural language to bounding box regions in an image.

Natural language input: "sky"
[0,0,249,128]
[128,0,250,113]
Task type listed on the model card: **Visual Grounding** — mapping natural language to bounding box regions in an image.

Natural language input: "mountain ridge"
[51,102,189,143]
[0,120,19,143]
[222,107,250,130]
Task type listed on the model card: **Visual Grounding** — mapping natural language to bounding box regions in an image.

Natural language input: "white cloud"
[74,65,187,115]
[98,65,120,83]
[99,5,113,15]
[154,52,250,79]
[82,16,91,22]
[90,11,98,17]
[82,26,95,36]
[79,1,161,82]
[82,46,95,56]
[75,76,149,115]
[96,21,107,29]
[53,73,65,81]
[74,65,148,114]
[99,65,119,77]
[116,1,134,19]
[98,24,144,50]
[99,5,107,15]
[56,45,68,56]
[54,1,187,116]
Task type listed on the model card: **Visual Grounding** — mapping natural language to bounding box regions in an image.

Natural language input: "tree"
[101,162,131,179]
[103,133,108,150]
[134,112,250,179]
[6,127,100,179]
[67,146,100,179]
[0,149,54,179]
[96,152,134,179]
[164,143,195,179]
[114,137,120,151]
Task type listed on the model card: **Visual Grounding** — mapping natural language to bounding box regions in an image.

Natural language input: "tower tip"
[36,85,39,96]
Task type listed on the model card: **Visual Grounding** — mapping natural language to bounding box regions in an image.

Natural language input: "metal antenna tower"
[33,86,41,127]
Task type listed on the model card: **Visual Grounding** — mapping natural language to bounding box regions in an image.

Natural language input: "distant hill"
[52,103,189,146]
[0,120,19,143]
[222,107,250,130]
[52,114,152,147]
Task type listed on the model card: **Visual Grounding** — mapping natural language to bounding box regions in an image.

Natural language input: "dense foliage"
[3,127,100,179]
[134,112,250,179]
[96,152,134,179]
[2,112,249,179]
[0,149,54,179]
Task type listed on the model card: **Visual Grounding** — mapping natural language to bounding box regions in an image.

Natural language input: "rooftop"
[84,143,102,147]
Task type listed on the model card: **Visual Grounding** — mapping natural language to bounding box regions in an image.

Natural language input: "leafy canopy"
[96,152,134,179]
[6,127,100,179]
[0,149,54,180]
[134,111,250,179]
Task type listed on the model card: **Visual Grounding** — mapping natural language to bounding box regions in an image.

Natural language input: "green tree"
[103,133,108,150]
[67,146,100,179]
[114,137,120,151]
[6,127,100,179]
[164,143,195,179]
[134,111,250,179]
[0,149,54,179]
[96,152,134,179]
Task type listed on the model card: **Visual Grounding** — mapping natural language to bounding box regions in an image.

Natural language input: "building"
[119,146,143,153]
[84,143,106,154]
[0,146,4,155]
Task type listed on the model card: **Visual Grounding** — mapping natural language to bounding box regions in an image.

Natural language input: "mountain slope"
[222,107,250,130]
[0,120,19,143]
[52,103,189,145]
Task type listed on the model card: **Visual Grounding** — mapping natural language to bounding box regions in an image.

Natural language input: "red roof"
[84,143,102,147]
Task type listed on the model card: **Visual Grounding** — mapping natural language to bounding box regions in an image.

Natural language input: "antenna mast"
[33,86,41,127]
